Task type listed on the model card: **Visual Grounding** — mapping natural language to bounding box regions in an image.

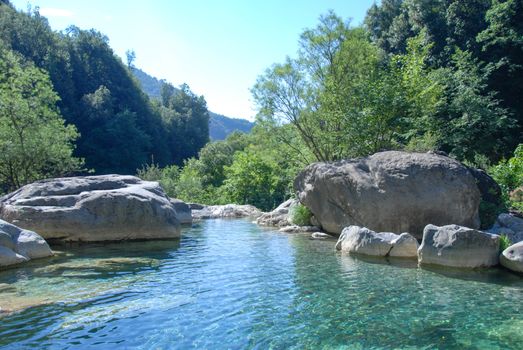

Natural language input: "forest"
[0,0,522,213]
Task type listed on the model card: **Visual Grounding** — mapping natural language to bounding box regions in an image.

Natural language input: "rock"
[389,233,419,258]
[418,224,499,268]
[278,225,320,233]
[500,241,523,273]
[192,204,262,220]
[0,219,52,268]
[335,226,398,257]
[294,151,481,238]
[488,213,523,244]
[188,203,205,210]
[0,175,181,241]
[170,199,192,224]
[311,232,333,240]
[256,199,298,227]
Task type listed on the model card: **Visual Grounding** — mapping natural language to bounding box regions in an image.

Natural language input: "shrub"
[489,144,523,212]
[290,204,312,226]
[499,234,511,253]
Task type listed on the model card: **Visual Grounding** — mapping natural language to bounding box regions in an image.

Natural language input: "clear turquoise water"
[1,219,522,349]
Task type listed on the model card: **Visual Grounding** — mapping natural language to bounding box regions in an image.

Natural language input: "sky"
[11,0,375,120]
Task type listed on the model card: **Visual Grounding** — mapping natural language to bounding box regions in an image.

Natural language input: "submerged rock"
[0,219,52,268]
[500,241,523,274]
[418,224,499,268]
[192,204,262,219]
[0,175,181,241]
[294,151,482,238]
[256,199,299,227]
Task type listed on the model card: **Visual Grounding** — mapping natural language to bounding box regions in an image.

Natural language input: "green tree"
[0,46,82,192]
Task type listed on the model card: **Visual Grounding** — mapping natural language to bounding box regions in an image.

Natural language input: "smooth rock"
[500,241,523,273]
[389,233,419,258]
[335,226,398,256]
[311,232,333,240]
[192,204,262,219]
[0,219,52,268]
[256,199,298,227]
[0,175,181,241]
[170,198,192,224]
[294,151,482,238]
[278,225,320,233]
[488,213,523,244]
[418,224,499,268]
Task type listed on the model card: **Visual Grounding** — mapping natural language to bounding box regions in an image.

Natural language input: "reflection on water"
[0,219,522,349]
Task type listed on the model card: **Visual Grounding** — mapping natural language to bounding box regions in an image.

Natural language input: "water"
[1,219,522,349]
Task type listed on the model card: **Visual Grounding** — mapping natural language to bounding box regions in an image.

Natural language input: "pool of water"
[1,219,522,349]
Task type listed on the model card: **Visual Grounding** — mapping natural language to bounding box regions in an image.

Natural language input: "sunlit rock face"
[0,219,52,267]
[0,175,181,241]
[295,151,482,238]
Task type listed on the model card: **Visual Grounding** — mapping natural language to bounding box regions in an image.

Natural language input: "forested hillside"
[0,1,209,192]
[133,68,254,140]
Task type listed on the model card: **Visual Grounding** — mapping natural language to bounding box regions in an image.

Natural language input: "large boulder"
[418,224,499,268]
[256,199,298,227]
[294,151,482,238]
[500,241,523,273]
[192,204,262,220]
[0,219,52,268]
[0,175,181,241]
[488,213,523,244]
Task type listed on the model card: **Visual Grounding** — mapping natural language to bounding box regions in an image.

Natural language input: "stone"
[256,199,299,227]
[278,225,320,233]
[170,198,192,225]
[294,151,482,238]
[488,213,523,244]
[0,219,52,268]
[389,233,419,258]
[192,204,262,220]
[335,226,398,256]
[500,241,523,273]
[0,175,181,241]
[311,232,333,240]
[418,224,499,268]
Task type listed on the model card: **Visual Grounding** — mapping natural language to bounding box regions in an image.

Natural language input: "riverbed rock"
[311,232,334,240]
[488,213,523,244]
[170,199,192,224]
[294,151,482,238]
[0,175,181,241]
[0,219,52,268]
[418,224,499,268]
[256,199,298,227]
[278,225,321,233]
[335,226,398,256]
[500,241,523,273]
[389,233,419,258]
[192,204,262,219]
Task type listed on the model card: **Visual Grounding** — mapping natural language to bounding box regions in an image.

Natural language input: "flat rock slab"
[0,219,52,268]
[418,224,499,268]
[0,175,181,241]
[192,204,262,219]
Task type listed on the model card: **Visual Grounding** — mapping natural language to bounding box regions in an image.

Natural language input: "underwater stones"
[418,224,499,268]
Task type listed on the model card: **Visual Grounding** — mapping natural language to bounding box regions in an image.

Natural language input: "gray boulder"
[192,204,262,220]
[294,151,481,238]
[0,175,181,241]
[256,199,298,227]
[488,213,523,244]
[389,233,419,258]
[418,224,499,268]
[170,199,192,225]
[500,241,523,273]
[335,226,398,256]
[0,219,52,268]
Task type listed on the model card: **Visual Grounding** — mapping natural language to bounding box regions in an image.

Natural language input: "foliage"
[290,204,312,226]
[489,144,523,211]
[499,234,511,252]
[0,45,82,192]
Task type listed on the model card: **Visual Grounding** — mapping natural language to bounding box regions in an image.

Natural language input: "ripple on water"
[0,218,522,349]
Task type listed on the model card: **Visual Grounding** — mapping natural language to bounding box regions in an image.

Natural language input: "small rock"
[335,226,397,256]
[278,225,320,233]
[310,232,332,240]
[500,241,523,274]
[389,233,419,258]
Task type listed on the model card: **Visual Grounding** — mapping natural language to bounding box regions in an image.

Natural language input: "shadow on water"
[420,263,523,286]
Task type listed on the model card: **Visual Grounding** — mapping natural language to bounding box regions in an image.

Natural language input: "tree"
[0,46,82,192]
[125,49,136,69]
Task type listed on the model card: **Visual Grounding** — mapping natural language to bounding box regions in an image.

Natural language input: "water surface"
[1,219,522,349]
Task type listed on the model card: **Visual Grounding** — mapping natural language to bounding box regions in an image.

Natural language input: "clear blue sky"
[12,0,375,120]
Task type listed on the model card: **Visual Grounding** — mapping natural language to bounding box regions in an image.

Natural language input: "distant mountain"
[132,68,254,141]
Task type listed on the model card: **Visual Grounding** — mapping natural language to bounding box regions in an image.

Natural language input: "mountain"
[132,68,254,140]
